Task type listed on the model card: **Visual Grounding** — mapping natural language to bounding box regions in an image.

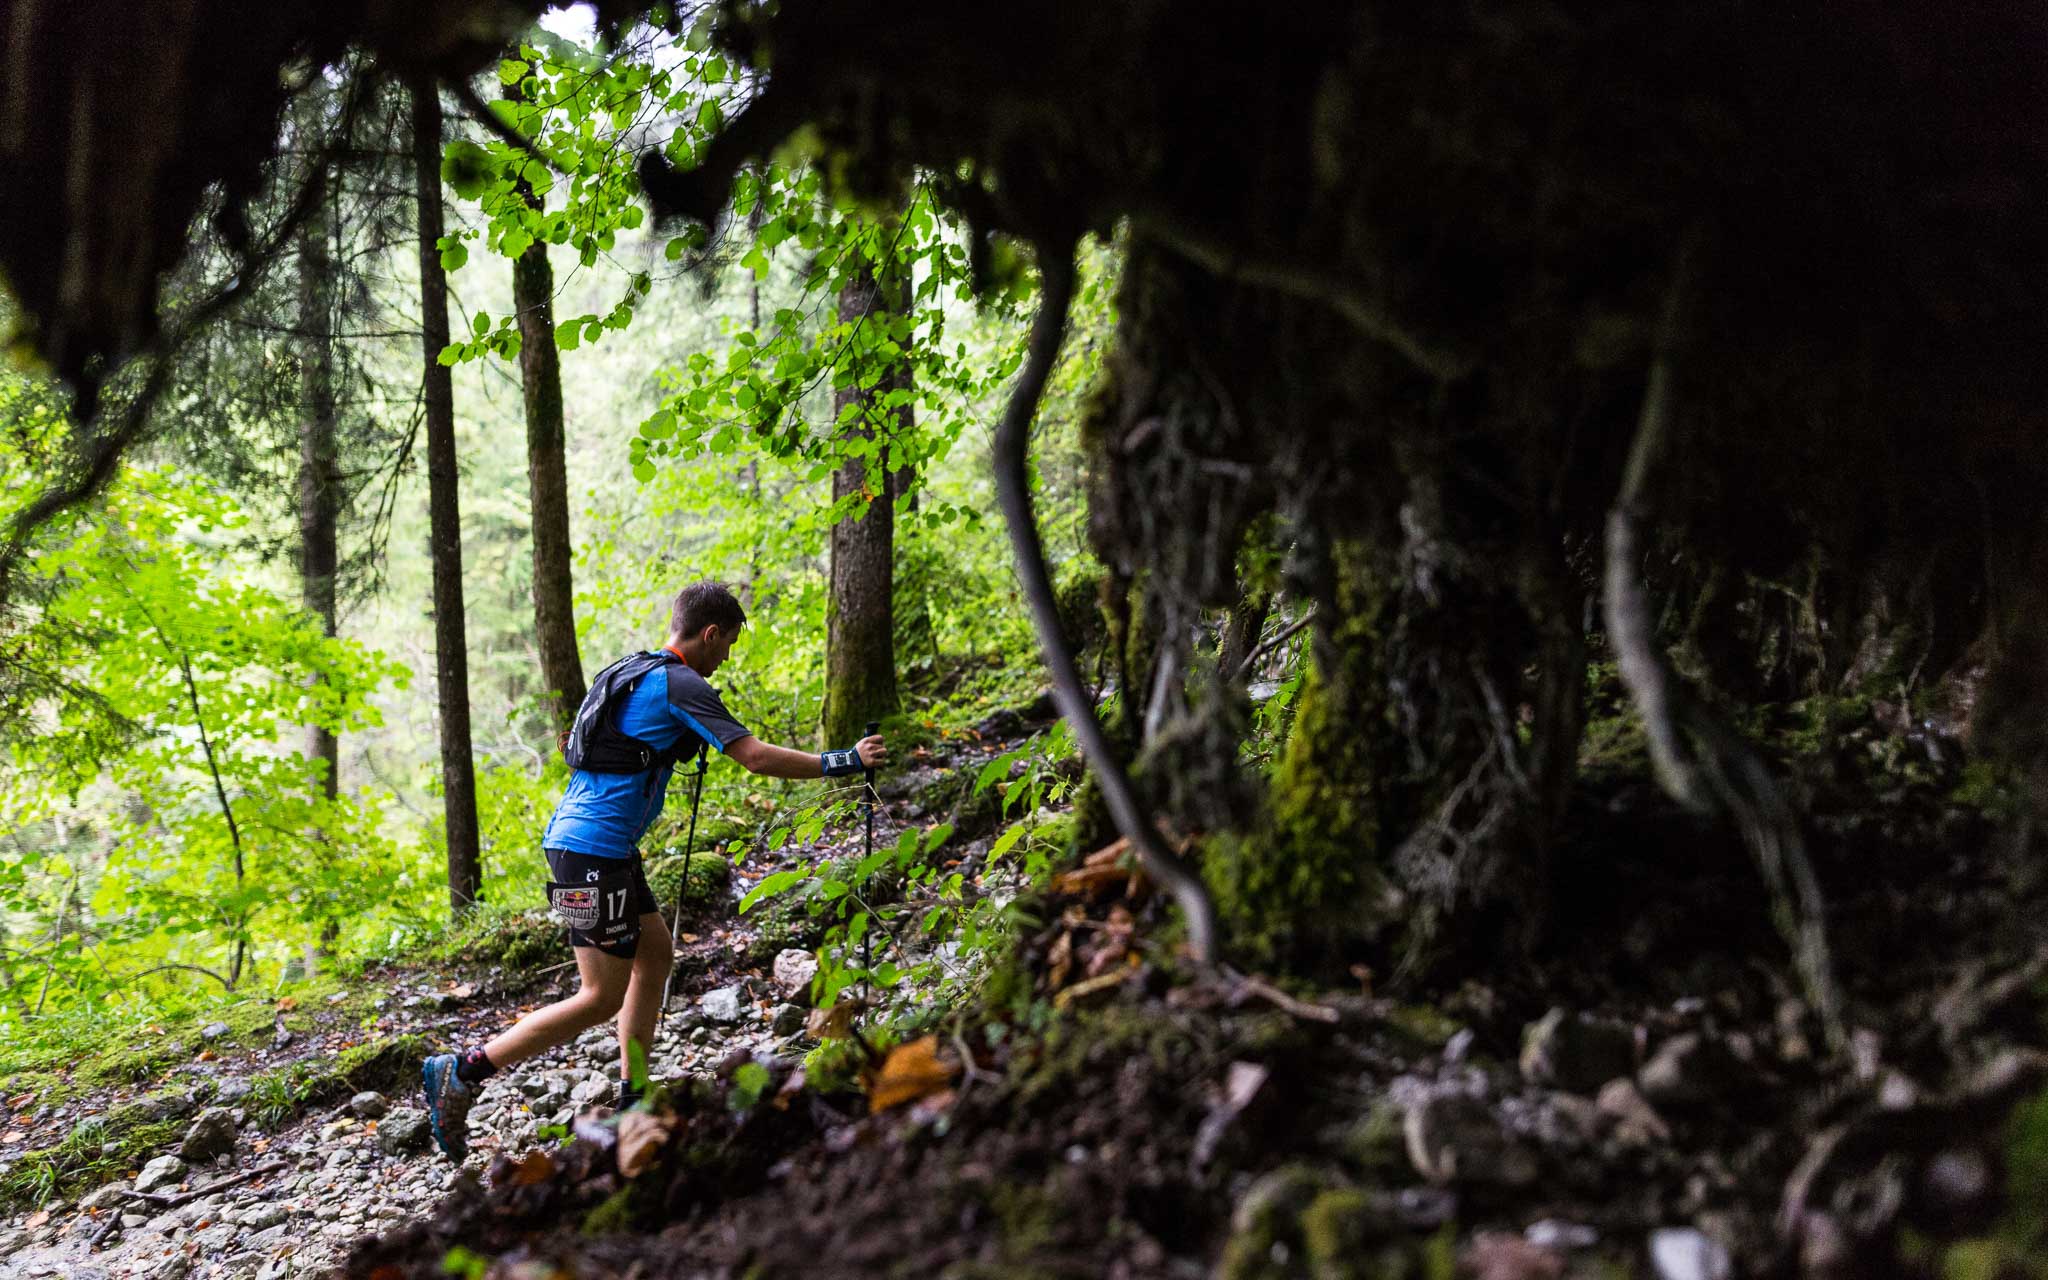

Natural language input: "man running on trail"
[420,581,886,1161]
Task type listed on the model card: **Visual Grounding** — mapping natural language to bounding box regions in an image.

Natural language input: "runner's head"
[667,581,746,675]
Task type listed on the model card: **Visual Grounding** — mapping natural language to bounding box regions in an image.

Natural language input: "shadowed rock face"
[8,0,2047,960]
[630,0,2048,962]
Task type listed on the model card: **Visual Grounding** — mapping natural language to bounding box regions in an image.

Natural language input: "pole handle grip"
[865,720,880,737]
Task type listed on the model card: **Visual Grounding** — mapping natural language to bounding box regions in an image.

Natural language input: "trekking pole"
[861,720,878,1002]
[660,748,710,1013]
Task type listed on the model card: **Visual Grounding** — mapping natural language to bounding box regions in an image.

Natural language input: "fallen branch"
[1232,975,1340,1024]
[118,963,235,991]
[990,238,1219,967]
[120,1159,288,1210]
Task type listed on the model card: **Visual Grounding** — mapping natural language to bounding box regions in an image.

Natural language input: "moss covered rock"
[645,851,732,913]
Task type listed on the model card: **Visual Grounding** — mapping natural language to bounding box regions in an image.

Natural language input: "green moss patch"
[645,851,732,913]
[245,1033,425,1128]
[0,1097,192,1213]
[432,902,562,976]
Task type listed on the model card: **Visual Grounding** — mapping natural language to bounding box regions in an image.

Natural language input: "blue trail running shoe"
[421,1053,476,1162]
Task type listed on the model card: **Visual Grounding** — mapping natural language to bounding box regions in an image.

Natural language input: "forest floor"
[0,712,1032,1280]
[4,698,2048,1280]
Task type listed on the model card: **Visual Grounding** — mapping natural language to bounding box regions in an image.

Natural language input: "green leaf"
[441,140,493,200]
[739,868,809,914]
[990,824,1026,861]
[555,317,582,351]
[923,823,954,853]
[471,311,491,338]
[435,343,463,367]
[974,754,1011,795]
[498,59,530,84]
[632,460,656,484]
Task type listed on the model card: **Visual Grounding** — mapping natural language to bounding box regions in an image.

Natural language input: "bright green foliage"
[0,375,408,1019]
[736,720,1079,1014]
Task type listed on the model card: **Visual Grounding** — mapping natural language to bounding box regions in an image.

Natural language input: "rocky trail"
[7,702,2047,1280]
[0,719,1045,1280]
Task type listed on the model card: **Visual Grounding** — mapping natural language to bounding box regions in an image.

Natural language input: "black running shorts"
[543,848,658,959]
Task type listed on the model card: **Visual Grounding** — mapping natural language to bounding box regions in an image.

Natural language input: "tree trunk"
[410,75,482,915]
[296,171,342,953]
[883,268,935,671]
[503,73,586,735]
[822,266,898,747]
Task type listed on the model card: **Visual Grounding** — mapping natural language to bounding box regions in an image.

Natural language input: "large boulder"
[134,1154,187,1194]
[1519,1008,1637,1094]
[772,949,820,1002]
[700,985,747,1024]
[177,1108,237,1163]
[375,1108,430,1155]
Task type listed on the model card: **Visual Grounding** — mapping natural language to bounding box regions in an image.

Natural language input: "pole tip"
[866,720,880,736]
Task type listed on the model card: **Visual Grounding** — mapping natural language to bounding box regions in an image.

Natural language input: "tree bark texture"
[881,268,935,674]
[295,188,340,804]
[822,267,898,748]
[410,75,482,915]
[503,74,586,734]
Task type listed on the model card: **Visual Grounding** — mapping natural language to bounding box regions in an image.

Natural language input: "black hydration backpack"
[561,651,699,774]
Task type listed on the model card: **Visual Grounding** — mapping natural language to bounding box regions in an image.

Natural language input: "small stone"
[1403,1091,1539,1187]
[1524,1219,1598,1250]
[571,1076,611,1105]
[120,1213,148,1228]
[690,1026,714,1045]
[1596,1078,1672,1145]
[1520,1008,1636,1093]
[1922,1148,1993,1211]
[772,949,820,1001]
[376,1109,430,1155]
[239,1206,288,1231]
[318,1117,358,1141]
[348,1091,390,1120]
[200,1022,232,1042]
[1229,1165,1324,1235]
[178,1107,238,1162]
[80,1179,133,1211]
[700,984,747,1024]
[213,1079,252,1105]
[1639,1033,1743,1106]
[135,1154,188,1194]
[770,1003,807,1037]
[1648,1227,1731,1280]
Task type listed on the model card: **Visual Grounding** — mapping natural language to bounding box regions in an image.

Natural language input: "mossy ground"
[430,902,563,976]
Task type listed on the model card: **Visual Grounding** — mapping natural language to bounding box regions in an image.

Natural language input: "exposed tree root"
[1603,244,1846,1051]
[992,238,1220,967]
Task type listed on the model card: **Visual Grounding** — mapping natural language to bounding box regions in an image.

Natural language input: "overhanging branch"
[992,237,1220,967]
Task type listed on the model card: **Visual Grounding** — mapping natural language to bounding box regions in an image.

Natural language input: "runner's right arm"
[727,734,887,779]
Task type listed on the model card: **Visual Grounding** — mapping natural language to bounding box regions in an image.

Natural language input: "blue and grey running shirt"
[541,655,751,858]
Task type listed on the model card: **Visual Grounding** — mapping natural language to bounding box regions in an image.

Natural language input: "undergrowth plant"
[739,720,1080,1020]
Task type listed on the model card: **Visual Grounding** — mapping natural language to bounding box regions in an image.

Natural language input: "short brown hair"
[670,581,747,637]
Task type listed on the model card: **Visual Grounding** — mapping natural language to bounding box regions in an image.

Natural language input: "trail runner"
[420,581,887,1161]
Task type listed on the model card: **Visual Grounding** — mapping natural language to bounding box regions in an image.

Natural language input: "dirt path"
[0,729,1027,1280]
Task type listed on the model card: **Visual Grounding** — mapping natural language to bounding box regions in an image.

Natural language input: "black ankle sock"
[617,1081,643,1110]
[455,1047,497,1084]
